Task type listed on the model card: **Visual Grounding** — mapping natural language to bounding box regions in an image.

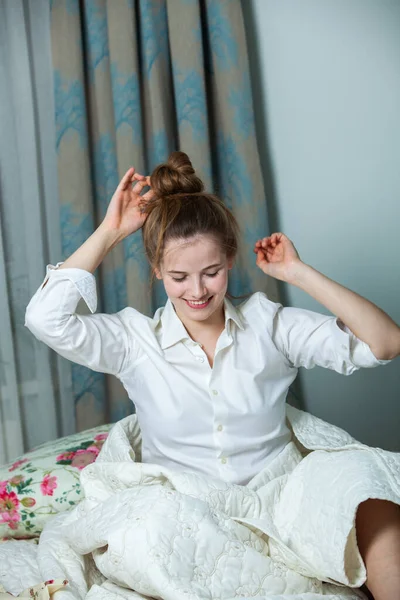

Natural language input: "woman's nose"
[191,278,207,299]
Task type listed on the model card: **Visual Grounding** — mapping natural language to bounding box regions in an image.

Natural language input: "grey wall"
[242,0,400,450]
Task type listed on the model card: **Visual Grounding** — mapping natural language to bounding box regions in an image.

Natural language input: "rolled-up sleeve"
[272,305,392,375]
[25,264,131,376]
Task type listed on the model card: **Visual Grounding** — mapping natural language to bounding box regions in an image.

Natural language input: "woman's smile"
[184,296,213,309]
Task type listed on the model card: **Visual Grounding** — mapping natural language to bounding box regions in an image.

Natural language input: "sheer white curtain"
[0,0,74,463]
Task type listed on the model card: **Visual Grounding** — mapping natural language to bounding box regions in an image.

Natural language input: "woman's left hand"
[253,233,302,282]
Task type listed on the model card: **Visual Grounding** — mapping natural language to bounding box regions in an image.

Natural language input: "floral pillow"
[0,423,113,540]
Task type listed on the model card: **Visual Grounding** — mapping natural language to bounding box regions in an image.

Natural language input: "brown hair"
[141,152,242,294]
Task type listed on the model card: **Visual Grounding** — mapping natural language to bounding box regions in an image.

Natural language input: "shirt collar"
[159,296,245,350]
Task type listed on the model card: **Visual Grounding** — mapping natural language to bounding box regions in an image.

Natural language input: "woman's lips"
[184,296,213,309]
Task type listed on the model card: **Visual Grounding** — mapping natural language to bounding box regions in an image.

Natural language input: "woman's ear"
[227,257,234,270]
[154,267,162,280]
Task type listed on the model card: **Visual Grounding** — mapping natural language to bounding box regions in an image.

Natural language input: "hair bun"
[150,151,204,198]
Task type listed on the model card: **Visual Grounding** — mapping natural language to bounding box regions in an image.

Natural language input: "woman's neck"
[177,305,226,344]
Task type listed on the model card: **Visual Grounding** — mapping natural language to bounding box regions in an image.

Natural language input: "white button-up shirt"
[25,265,390,485]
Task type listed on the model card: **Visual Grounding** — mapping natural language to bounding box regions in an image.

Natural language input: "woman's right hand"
[102,167,154,239]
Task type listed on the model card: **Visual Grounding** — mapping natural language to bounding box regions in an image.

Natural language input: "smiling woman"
[154,234,233,364]
[138,152,242,355]
[141,151,239,288]
[155,235,232,336]
[22,149,400,598]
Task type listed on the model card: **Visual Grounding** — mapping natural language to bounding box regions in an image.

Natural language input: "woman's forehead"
[162,235,225,270]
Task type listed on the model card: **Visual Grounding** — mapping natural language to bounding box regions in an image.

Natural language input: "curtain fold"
[50,0,280,429]
[0,0,74,463]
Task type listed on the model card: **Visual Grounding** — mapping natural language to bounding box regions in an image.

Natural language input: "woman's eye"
[172,271,219,283]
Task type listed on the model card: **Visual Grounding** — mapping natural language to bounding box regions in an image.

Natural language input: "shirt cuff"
[43,263,97,313]
[335,319,392,368]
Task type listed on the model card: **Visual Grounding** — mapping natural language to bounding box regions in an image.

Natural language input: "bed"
[1,407,392,600]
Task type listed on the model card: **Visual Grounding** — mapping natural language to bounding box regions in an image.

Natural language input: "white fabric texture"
[25,266,390,486]
[1,405,400,600]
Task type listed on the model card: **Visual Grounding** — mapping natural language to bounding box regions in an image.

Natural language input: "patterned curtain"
[0,0,75,463]
[50,0,279,430]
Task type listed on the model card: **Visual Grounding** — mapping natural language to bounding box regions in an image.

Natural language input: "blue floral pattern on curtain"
[50,0,278,429]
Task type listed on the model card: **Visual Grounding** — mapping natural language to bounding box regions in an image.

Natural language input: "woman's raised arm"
[59,168,152,273]
[24,168,154,375]
[254,232,400,361]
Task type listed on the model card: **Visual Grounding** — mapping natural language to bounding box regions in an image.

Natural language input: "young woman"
[25,152,400,599]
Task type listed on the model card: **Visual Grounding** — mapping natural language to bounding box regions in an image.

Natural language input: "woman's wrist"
[97,221,126,251]
[284,260,311,286]
[59,224,125,273]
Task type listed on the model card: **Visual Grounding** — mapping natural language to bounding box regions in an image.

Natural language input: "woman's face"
[155,234,234,326]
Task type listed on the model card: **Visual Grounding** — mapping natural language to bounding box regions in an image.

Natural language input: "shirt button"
[195,356,204,363]
[217,424,223,431]
[212,390,218,396]
[220,457,227,464]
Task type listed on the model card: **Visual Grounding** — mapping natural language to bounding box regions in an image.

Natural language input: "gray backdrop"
[243,0,400,450]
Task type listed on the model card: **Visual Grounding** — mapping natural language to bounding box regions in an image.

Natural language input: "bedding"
[0,425,112,539]
[0,579,68,599]
[1,405,399,600]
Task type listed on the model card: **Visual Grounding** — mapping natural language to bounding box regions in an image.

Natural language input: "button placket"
[183,340,207,363]
[212,395,229,470]
[209,368,231,473]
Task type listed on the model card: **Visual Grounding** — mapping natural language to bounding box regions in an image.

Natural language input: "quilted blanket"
[1,406,399,600]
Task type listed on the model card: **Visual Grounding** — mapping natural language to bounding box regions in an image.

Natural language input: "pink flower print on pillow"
[56,451,76,463]
[8,458,28,472]
[55,432,109,470]
[0,489,21,530]
[9,475,24,486]
[40,474,58,496]
[71,446,100,470]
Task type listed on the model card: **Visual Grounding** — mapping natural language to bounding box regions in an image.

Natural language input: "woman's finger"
[140,189,155,202]
[131,180,149,195]
[133,172,146,181]
[120,167,135,190]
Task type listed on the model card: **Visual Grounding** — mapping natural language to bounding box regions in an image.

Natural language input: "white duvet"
[1,405,399,600]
